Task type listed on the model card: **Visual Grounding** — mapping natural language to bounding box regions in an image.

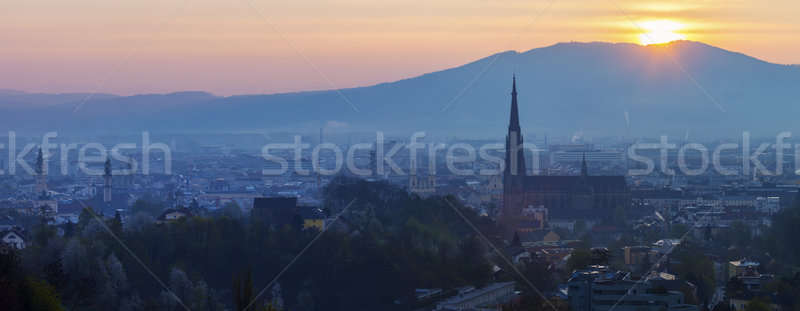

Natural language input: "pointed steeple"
[509,74,520,132]
[35,147,48,196]
[35,148,44,175]
[103,156,112,203]
[581,152,588,177]
[502,75,527,236]
[104,156,112,177]
[504,75,526,178]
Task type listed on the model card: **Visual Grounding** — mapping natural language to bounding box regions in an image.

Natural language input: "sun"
[638,20,686,45]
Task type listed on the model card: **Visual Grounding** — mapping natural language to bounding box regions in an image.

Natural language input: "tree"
[763,195,800,266]
[5,177,504,311]
[77,208,94,230]
[43,257,66,292]
[62,239,96,310]
[129,199,163,218]
[1,247,64,311]
[511,232,521,247]
[638,252,653,274]
[296,289,314,311]
[574,220,587,235]
[269,283,284,310]
[190,198,200,210]
[672,241,715,305]
[97,253,129,309]
[125,213,154,232]
[33,216,56,248]
[669,223,689,239]
[119,294,144,311]
[166,268,192,308]
[62,221,76,238]
[109,211,123,237]
[590,248,610,266]
[567,249,592,272]
[729,221,752,248]
[233,269,255,311]
[0,245,23,310]
[613,205,627,226]
[221,202,242,219]
[744,298,771,311]
[21,278,64,311]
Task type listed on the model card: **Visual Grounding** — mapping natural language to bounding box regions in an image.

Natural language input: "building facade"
[501,77,630,233]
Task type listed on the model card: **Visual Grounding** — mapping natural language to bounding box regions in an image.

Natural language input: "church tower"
[502,76,527,231]
[581,152,588,177]
[573,152,594,210]
[103,156,112,203]
[504,75,526,179]
[35,148,47,196]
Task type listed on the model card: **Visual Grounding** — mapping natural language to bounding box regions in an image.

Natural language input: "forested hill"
[2,176,523,311]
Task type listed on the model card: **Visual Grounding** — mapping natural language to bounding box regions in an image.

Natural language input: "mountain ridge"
[2,40,799,137]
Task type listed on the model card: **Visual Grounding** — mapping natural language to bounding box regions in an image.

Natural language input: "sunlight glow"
[638,20,687,45]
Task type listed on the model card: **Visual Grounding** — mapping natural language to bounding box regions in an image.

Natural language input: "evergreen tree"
[233,269,255,311]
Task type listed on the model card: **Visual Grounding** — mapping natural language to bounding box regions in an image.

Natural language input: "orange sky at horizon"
[1,0,798,96]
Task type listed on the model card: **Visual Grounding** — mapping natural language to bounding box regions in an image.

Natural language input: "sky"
[1,0,799,96]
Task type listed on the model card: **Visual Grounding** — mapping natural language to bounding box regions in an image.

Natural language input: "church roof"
[1,229,26,240]
[522,175,627,192]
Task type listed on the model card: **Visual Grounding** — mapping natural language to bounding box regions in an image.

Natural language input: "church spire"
[35,148,44,175]
[35,147,48,196]
[581,152,588,177]
[509,74,520,132]
[502,75,527,236]
[104,156,112,203]
[504,76,525,177]
[104,156,112,177]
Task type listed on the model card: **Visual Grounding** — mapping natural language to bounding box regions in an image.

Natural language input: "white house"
[1,230,26,249]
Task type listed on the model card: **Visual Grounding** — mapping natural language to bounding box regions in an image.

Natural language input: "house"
[54,203,84,225]
[32,198,58,215]
[567,266,697,311]
[543,231,561,242]
[297,206,326,231]
[157,208,193,223]
[534,247,573,269]
[729,259,760,280]
[726,259,777,311]
[520,229,561,243]
[623,246,652,266]
[253,197,327,231]
[209,178,231,192]
[516,205,549,232]
[505,245,531,265]
[729,294,781,311]
[1,229,26,249]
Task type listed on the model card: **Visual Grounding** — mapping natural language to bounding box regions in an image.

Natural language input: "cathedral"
[500,77,630,232]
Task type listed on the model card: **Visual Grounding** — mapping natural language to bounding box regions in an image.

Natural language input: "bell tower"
[104,156,112,203]
[502,76,527,232]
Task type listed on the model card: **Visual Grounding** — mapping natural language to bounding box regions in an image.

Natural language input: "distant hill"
[2,41,799,137]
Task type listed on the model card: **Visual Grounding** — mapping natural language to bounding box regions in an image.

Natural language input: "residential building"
[157,208,193,223]
[1,229,26,249]
[567,266,697,311]
[435,282,516,310]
